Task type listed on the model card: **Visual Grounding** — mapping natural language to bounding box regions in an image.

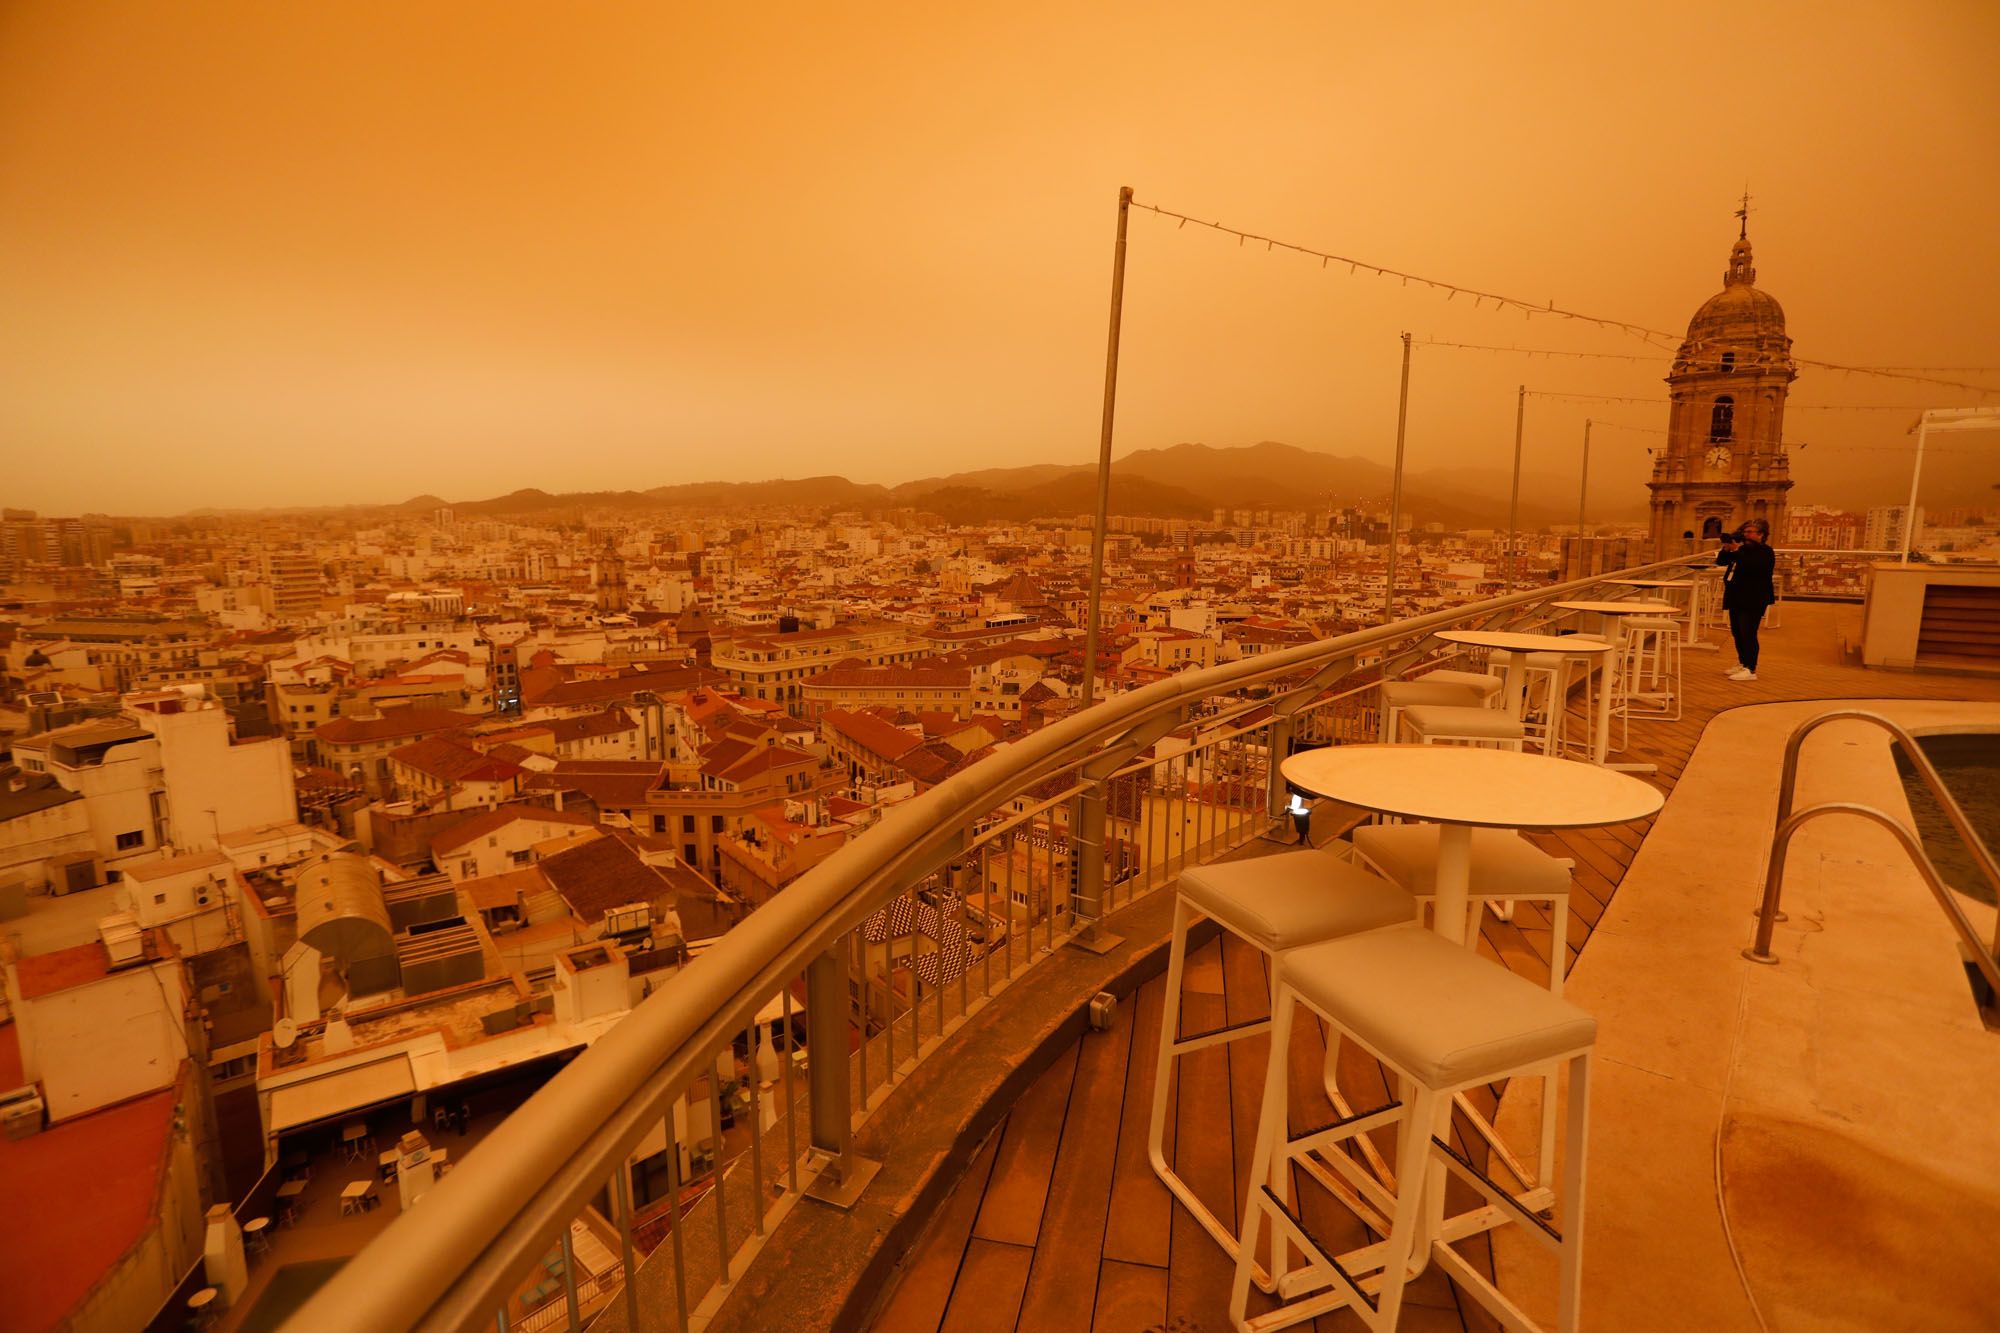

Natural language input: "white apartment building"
[11,687,296,875]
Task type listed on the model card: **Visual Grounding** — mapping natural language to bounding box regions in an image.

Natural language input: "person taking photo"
[1716,519,1776,680]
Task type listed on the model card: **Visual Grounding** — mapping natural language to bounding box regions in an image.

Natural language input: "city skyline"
[4,2,1999,514]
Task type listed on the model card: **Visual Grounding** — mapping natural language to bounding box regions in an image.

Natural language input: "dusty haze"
[3,1,1997,517]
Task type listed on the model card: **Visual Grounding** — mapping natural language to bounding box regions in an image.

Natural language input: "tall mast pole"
[1382,331,1412,621]
[1071,185,1131,956]
[1505,384,1525,589]
[1577,418,1592,538]
[1080,186,1131,708]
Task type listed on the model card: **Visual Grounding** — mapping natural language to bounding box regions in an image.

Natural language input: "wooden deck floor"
[868,604,2000,1333]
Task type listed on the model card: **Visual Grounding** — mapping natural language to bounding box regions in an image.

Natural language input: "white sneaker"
[1728,667,1756,680]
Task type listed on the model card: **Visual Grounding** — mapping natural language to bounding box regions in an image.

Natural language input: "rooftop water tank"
[293,852,392,963]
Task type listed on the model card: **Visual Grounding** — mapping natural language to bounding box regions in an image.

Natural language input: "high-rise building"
[1648,220,1796,555]
[1864,504,1924,552]
[262,549,321,620]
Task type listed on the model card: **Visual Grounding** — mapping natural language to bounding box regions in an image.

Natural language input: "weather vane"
[1736,187,1753,239]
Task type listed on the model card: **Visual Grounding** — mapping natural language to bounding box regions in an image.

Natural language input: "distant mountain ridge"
[383,440,1633,526]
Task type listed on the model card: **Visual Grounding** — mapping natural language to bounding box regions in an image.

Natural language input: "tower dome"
[1677,235,1790,366]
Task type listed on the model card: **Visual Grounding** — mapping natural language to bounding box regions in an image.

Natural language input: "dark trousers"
[1728,605,1766,671]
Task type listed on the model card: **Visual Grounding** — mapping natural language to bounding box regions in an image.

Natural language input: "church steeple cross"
[1735,188,1753,239]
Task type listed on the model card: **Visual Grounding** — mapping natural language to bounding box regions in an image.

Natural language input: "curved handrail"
[292,554,1707,1333]
[1745,801,2000,1003]
[1746,710,2000,1002]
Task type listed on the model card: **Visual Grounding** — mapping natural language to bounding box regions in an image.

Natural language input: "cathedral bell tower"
[1649,212,1797,557]
[594,541,628,614]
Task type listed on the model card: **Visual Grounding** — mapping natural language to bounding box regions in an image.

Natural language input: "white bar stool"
[1348,822,1576,1186]
[1619,615,1682,722]
[1231,923,1596,1333]
[1490,649,1573,755]
[1379,679,1488,743]
[1396,703,1526,750]
[1151,850,1417,1290]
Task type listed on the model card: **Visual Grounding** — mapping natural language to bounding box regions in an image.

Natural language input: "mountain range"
[403,441,1632,529]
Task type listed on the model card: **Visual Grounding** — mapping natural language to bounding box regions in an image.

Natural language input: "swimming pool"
[1896,733,2000,906]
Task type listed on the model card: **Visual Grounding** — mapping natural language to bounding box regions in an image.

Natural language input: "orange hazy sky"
[3,1,1997,517]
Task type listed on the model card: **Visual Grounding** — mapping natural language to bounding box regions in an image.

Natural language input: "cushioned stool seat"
[1352,824,1570,901]
[1177,851,1416,951]
[1280,923,1595,1088]
[1381,679,1486,709]
[1399,703,1526,742]
[1412,668,1504,702]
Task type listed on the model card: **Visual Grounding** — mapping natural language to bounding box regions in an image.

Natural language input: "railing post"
[803,945,880,1208]
[1067,785,1122,954]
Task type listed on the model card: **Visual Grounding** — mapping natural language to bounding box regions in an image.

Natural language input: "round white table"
[1431,629,1614,731]
[1280,745,1662,942]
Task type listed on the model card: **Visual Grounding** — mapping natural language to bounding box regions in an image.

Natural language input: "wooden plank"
[872,1128,1006,1332]
[937,1239,1034,1333]
[1100,974,1174,1269]
[1090,1259,1167,1333]
[971,1041,1080,1246]
[1014,980,1141,1332]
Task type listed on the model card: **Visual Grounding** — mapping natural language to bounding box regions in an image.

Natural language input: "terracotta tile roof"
[821,708,925,761]
[431,804,599,855]
[389,736,527,785]
[547,708,637,742]
[314,706,480,745]
[524,761,667,810]
[538,833,673,925]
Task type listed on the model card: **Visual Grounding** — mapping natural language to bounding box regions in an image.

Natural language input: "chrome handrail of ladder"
[1745,709,2000,1013]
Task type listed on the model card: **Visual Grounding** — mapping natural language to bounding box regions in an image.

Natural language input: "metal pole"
[1576,418,1592,537]
[1900,414,1927,563]
[1505,384,1525,589]
[1080,184,1132,710]
[1072,185,1131,955]
[1382,331,1412,621]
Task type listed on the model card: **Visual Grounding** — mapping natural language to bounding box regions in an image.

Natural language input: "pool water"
[1896,733,2000,907]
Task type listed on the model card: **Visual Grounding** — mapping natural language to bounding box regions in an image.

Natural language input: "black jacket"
[1717,541,1776,610]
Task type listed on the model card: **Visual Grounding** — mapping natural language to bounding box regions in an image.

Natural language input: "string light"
[1131,199,1675,345]
[1133,201,2000,396]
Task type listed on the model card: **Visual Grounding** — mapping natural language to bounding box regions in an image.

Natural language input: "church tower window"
[1709,395,1735,442]
[1719,351,1735,372]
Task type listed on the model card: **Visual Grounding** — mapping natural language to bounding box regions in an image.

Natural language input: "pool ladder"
[1746,708,2000,1030]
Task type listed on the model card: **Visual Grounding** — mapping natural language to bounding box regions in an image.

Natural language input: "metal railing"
[289,554,1707,1333]
[1745,709,2000,1015]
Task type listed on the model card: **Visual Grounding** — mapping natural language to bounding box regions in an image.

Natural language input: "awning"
[267,1054,417,1134]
